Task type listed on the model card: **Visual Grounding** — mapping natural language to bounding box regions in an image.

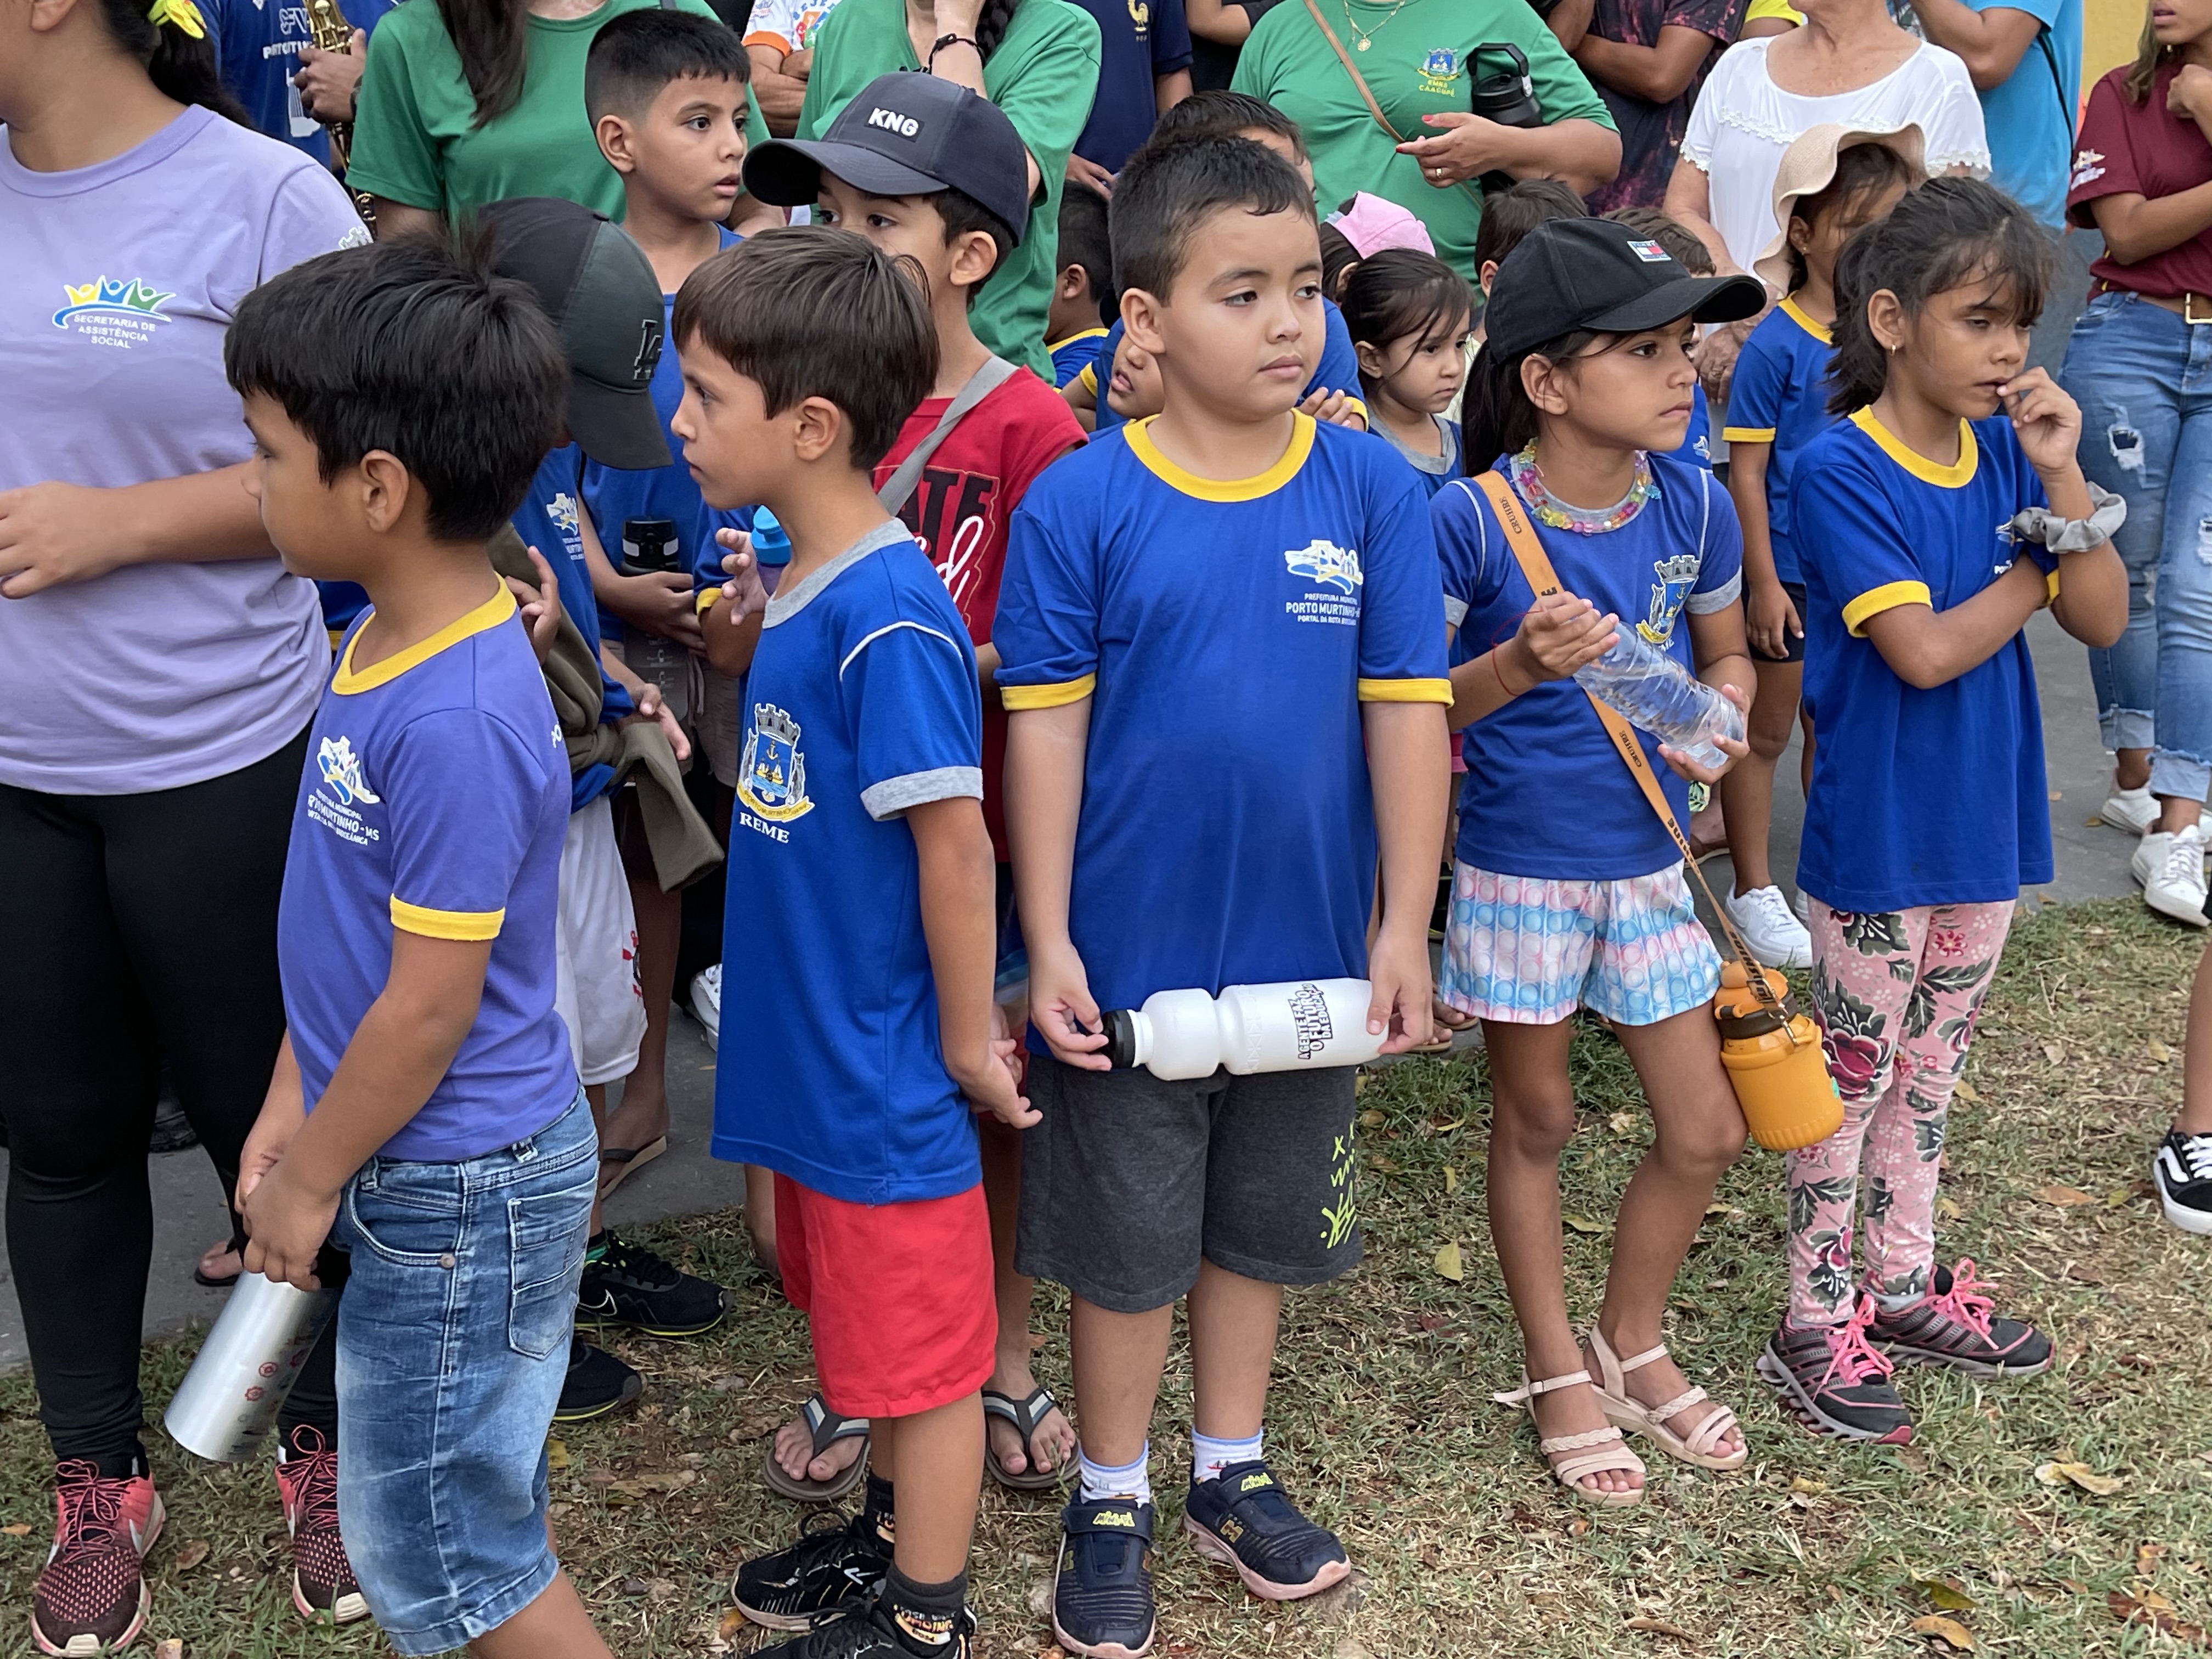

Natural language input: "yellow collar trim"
[1048,326,1110,351]
[1850,408,1978,489]
[1779,295,1832,345]
[1124,413,1316,502]
[334,585,518,695]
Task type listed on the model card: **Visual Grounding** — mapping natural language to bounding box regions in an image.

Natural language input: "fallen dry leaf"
[1562,1212,1610,1235]
[1609,1111,1636,1135]
[2150,1037,2174,1063]
[546,1438,571,1471]
[1357,1109,1385,1129]
[172,1539,210,1571]
[716,1608,748,1642]
[1917,1576,1976,1611]
[2035,1184,2096,1207]
[1936,1195,1963,1221]
[2109,1589,2208,1643]
[1430,1115,1466,1133]
[2035,1460,2124,1496]
[1789,1476,1827,1495]
[1367,1154,1400,1173]
[1567,1516,1589,1537]
[1443,1165,1458,1194]
[0,1523,29,1537]
[1623,1616,1696,1640]
[2140,1544,2169,1575]
[1433,1239,1464,1282]
[2042,1041,2065,1065]
[154,1643,183,1659]
[1910,1613,1977,1650]
[1954,1080,1980,1102]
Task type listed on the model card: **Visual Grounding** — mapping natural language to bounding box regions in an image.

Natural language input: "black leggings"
[0,730,306,1468]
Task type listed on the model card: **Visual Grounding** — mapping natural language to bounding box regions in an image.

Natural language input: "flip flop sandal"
[597,1134,668,1199]
[983,1385,1071,1492]
[1493,1368,1645,1508]
[194,1234,245,1289]
[1584,1326,1747,1470]
[760,1393,870,1502]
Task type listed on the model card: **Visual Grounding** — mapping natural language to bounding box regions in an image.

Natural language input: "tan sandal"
[1493,1369,1645,1507]
[1584,1327,1747,1470]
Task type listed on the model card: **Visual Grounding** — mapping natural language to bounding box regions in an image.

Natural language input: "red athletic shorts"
[773,1174,996,1419]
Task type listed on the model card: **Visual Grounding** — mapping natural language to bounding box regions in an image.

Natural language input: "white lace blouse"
[1680,37,1990,275]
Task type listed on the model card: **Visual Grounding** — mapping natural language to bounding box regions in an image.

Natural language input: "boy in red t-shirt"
[737,73,1086,1534]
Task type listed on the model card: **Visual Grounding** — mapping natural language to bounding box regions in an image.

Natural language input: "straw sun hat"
[1751,121,1926,294]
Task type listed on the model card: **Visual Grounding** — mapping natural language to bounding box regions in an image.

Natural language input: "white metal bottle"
[1101,978,1385,1081]
[165,1273,339,1463]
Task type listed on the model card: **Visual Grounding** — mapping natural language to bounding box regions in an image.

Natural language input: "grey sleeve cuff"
[861,766,984,821]
[1442,594,1469,629]
[1685,571,1741,613]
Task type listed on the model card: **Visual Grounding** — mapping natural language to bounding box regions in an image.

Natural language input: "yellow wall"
[2085,0,2141,86]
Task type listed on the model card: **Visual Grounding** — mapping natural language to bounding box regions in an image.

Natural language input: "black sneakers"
[1757,1300,1914,1443]
[1052,1498,1157,1658]
[2156,1127,2212,1235]
[1181,1461,1350,1601]
[554,1334,643,1423]
[751,1590,973,1657]
[1866,1261,2052,1378]
[733,1510,891,1631]
[575,1233,727,1338]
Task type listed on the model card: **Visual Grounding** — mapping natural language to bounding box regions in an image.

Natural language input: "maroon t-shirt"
[2070,63,2212,299]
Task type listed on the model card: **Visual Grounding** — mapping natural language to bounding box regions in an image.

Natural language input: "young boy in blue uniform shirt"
[996,132,1449,1657]
[226,236,615,1659]
[680,229,1031,1658]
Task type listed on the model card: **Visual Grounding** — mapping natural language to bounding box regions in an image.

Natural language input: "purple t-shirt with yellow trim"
[279,586,577,1161]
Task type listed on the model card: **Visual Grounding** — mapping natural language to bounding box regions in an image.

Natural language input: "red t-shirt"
[871,366,1084,860]
[2070,63,2212,300]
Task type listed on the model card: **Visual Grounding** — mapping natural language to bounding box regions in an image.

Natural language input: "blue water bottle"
[751,507,791,567]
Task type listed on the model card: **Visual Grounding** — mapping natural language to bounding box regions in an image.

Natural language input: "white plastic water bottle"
[1101,979,1386,1081]
[1573,628,1742,769]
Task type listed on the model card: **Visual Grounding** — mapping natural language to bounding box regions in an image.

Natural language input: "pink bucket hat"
[1327,192,1436,259]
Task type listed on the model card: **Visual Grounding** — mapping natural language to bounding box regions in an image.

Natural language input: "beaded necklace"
[1505,442,1655,535]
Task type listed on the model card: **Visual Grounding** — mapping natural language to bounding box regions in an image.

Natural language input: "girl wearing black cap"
[1431,216,1764,1504]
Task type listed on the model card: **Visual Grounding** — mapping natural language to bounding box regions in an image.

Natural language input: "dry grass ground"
[1,899,2207,1657]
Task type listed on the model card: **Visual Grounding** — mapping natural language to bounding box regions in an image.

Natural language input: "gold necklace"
[1338,0,1411,51]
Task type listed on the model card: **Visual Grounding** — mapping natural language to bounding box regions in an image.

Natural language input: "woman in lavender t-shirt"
[0,0,362,1648]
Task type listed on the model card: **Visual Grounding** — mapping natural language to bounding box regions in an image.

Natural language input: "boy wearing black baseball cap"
[741,72,1088,1520]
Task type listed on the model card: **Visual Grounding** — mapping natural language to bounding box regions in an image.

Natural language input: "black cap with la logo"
[481,196,672,471]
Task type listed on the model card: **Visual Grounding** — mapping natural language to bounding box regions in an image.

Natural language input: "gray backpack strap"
[877,356,1020,517]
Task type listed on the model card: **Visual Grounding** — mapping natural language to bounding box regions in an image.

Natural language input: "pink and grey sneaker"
[1756,1297,1914,1444]
[1866,1260,2053,1378]
[31,1457,163,1657]
[275,1427,369,1626]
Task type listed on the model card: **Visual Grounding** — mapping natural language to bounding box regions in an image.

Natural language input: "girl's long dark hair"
[1339,249,1474,404]
[974,0,1022,59]
[95,0,248,121]
[1460,326,1598,476]
[1826,176,2050,415]
[437,0,530,127]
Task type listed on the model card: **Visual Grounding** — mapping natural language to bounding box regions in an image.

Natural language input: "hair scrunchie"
[146,0,208,38]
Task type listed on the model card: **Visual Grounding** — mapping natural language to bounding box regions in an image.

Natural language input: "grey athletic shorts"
[1014,1052,1361,1313]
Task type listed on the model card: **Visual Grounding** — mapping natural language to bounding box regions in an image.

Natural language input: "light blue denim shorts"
[332,1089,596,1655]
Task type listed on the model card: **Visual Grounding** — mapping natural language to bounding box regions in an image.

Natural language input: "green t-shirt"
[797,0,1102,379]
[1233,0,1613,276]
[350,0,770,220]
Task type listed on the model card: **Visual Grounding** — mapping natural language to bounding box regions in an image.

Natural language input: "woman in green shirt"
[349,0,770,231]
[796,0,1102,377]
[1232,0,1620,276]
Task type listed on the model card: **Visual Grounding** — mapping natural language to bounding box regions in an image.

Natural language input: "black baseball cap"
[1485,217,1765,359]
[480,196,672,471]
[742,72,1032,244]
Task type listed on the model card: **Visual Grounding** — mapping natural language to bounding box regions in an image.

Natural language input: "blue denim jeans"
[331,1090,596,1655]
[2061,290,2212,802]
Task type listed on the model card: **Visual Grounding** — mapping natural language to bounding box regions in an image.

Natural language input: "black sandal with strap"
[983,1385,1071,1493]
[760,1392,870,1502]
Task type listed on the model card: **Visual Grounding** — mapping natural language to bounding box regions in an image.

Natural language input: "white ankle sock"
[1077,1442,1152,1506]
[1190,1428,1263,1486]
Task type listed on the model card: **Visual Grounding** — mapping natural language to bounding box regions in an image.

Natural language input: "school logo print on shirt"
[1418,48,1461,94]
[1283,540,1364,627]
[308,736,382,848]
[52,277,173,348]
[1639,553,1701,644]
[736,704,814,837]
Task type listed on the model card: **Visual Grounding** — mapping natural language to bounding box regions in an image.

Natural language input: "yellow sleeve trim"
[1076,363,1098,396]
[1341,396,1370,427]
[1000,674,1097,710]
[1722,426,1776,443]
[695,588,720,614]
[1358,676,1454,704]
[2045,567,2062,606]
[390,896,505,941]
[1842,580,1932,636]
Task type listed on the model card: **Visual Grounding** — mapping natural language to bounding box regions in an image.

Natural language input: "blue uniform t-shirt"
[208,0,395,163]
[1667,382,1712,470]
[1795,410,2058,912]
[279,586,578,1161]
[1069,0,1192,172]
[1049,325,1110,388]
[711,522,986,1205]
[1435,452,1743,881]
[1973,0,2079,229]
[1720,297,1837,585]
[1087,298,1367,432]
[995,414,1451,1020]
[583,228,746,644]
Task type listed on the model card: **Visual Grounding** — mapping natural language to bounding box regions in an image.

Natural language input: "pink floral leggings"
[1786,899,2015,1327]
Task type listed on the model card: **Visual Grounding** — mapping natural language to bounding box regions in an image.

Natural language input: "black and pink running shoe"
[1866,1260,2052,1378]
[1757,1297,1915,1444]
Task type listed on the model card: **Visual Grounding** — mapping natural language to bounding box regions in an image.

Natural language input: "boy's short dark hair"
[927,183,1018,299]
[1602,205,1713,275]
[1056,179,1113,324]
[1471,177,1586,273]
[584,8,749,124]
[1147,89,1306,160]
[225,235,566,542]
[672,226,938,471]
[1111,135,1314,301]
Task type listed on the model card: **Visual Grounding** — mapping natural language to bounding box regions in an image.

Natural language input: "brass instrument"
[303,0,375,227]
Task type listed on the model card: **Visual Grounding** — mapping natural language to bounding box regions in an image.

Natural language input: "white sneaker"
[2101,780,2158,836]
[2133,825,2210,926]
[689,963,723,1043]
[1790,886,1811,924]
[1724,884,1814,968]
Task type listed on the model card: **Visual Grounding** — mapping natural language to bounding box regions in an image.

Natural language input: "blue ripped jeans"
[2061,290,2212,803]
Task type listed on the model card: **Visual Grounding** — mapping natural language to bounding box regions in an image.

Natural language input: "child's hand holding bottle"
[1504,589,1619,687]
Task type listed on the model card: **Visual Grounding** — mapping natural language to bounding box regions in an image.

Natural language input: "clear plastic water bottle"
[1573,628,1742,770]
